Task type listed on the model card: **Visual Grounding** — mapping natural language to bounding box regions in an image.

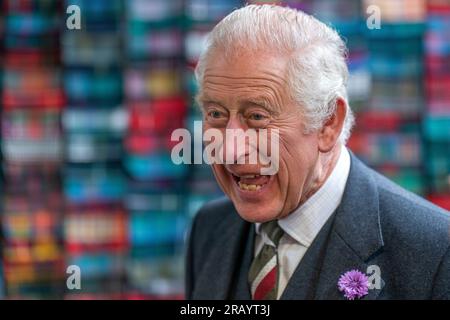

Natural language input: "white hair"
[195,4,355,144]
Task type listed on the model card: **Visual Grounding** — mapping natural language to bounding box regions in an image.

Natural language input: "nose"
[226,115,246,131]
[222,116,252,164]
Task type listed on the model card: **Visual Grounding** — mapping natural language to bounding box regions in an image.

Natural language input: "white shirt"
[254,145,351,299]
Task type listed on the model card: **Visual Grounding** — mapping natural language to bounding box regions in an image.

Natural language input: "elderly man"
[185,5,450,300]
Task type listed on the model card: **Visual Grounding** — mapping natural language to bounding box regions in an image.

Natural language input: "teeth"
[238,182,262,191]
[233,174,259,179]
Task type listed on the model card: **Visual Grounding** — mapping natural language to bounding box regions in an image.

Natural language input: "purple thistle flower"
[337,269,369,300]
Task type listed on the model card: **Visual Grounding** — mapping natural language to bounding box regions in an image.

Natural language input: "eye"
[209,110,222,118]
[249,113,265,121]
[204,107,228,127]
[246,110,270,128]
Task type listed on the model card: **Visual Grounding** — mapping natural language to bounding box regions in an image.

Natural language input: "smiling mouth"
[231,173,271,191]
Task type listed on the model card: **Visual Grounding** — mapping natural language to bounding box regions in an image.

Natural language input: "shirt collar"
[255,145,351,247]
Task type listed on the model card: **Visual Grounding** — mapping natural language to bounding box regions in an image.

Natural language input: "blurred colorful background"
[0,0,448,299]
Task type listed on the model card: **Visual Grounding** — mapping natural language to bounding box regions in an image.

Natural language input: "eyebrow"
[239,97,280,116]
[241,97,271,109]
[195,93,223,110]
[196,93,280,115]
[195,92,210,103]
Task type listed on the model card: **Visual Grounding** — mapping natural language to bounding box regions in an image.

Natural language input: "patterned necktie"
[248,220,284,300]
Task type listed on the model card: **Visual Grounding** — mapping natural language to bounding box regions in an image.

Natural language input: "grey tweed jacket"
[186,152,450,299]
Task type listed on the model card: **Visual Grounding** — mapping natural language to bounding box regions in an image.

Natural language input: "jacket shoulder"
[194,197,238,233]
[186,196,242,297]
[375,168,447,211]
[373,169,449,225]
[355,162,449,298]
[189,197,240,256]
[371,168,449,256]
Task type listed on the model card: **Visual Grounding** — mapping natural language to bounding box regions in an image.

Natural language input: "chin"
[232,199,282,223]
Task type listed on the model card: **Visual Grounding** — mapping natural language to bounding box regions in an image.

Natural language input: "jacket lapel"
[280,210,337,299]
[313,230,385,299]
[230,224,255,299]
[314,153,385,299]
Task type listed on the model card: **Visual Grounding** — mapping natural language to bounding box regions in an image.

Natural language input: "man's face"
[199,50,320,223]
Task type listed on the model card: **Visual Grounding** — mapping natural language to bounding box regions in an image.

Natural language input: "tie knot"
[261,220,284,247]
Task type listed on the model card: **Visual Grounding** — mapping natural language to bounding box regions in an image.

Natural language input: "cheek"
[278,155,302,199]
[277,133,318,203]
[278,133,310,177]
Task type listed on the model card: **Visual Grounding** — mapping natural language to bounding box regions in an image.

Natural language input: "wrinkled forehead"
[198,50,292,112]
[203,44,289,75]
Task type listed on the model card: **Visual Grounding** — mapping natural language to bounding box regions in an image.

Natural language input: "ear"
[318,98,347,153]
